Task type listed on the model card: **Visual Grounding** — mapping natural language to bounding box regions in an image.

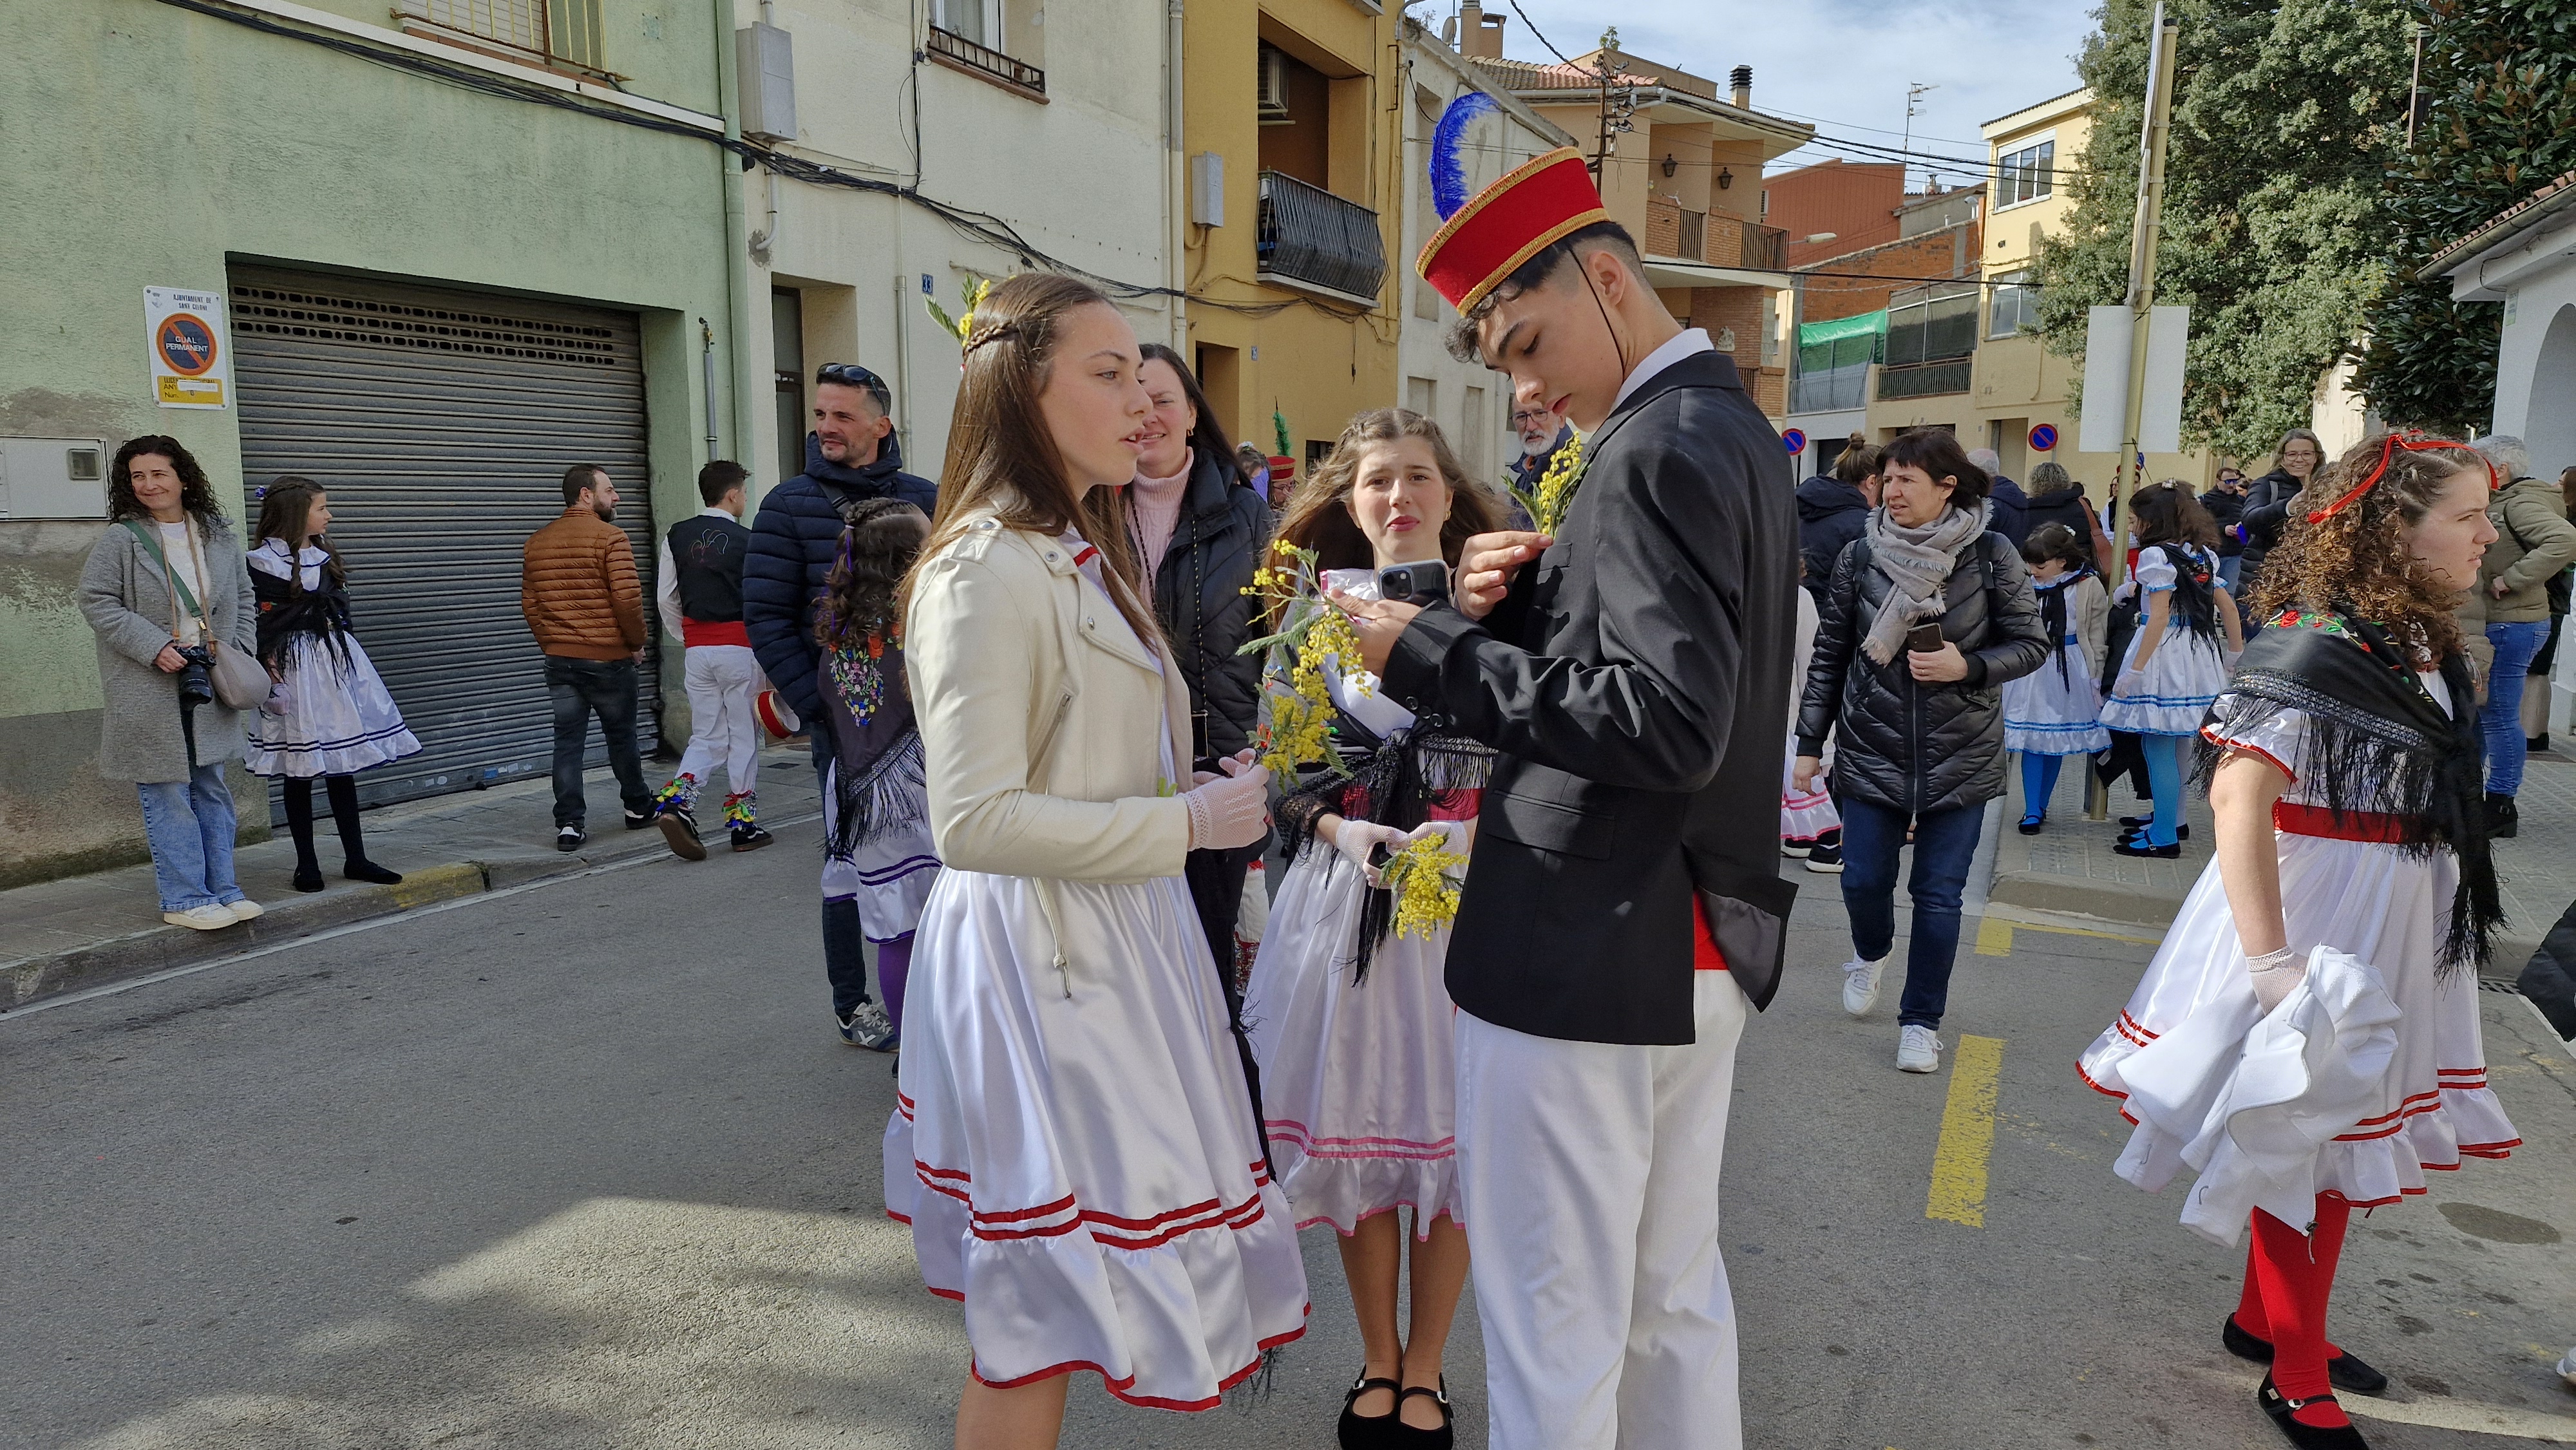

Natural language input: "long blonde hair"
[901,272,1161,647]
[1266,408,1500,625]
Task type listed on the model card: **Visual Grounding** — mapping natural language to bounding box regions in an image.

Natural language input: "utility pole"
[2088,1,2183,822]
[1589,28,1633,180]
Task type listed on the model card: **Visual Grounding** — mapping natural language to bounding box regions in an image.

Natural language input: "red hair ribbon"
[2303,431,2497,525]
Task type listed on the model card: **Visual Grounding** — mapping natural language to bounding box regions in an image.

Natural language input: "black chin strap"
[1577,258,1632,388]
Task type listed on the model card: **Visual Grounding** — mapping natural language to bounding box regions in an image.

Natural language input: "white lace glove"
[2248,945,2306,1014]
[1182,757,1271,851]
[2112,668,2146,699]
[1328,818,1410,887]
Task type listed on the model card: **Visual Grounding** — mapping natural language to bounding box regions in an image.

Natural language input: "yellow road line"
[1975,917,2014,956]
[1927,1035,2005,1227]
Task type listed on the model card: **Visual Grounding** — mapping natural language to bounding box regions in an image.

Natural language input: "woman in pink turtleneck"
[1129,341,1278,1024]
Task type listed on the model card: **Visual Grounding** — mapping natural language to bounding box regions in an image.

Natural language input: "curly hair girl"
[816,496,929,654]
[2253,435,2493,663]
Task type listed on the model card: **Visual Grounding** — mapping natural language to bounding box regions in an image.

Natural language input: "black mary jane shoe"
[2018,813,2046,835]
[290,864,326,894]
[1337,1374,1401,1449]
[2112,836,2183,859]
[2117,822,2190,843]
[1394,1378,1455,1449]
[2257,1374,2371,1448]
[2224,1315,2390,1395]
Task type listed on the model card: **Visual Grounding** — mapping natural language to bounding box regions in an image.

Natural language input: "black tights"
[283,775,370,873]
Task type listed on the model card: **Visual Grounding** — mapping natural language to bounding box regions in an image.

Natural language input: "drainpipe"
[1166,0,1188,349]
[714,0,762,476]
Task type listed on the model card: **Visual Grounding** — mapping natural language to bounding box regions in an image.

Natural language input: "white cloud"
[1446,0,2094,182]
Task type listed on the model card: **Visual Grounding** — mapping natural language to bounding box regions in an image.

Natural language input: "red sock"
[2239,1201,2353,1357]
[2249,1203,2349,1429]
[2234,1243,2271,1339]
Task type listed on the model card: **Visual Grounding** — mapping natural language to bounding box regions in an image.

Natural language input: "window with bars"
[398,0,607,73]
[1994,138,2055,209]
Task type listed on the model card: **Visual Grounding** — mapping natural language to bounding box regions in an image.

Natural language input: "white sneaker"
[223,898,263,922]
[1897,1024,1943,1073]
[162,904,238,931]
[1841,956,1884,1017]
[2556,1345,2575,1389]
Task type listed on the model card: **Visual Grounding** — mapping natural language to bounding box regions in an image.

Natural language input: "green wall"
[0,0,747,885]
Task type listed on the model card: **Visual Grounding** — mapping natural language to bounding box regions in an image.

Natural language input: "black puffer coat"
[1149,449,1273,768]
[2234,467,2305,600]
[1796,526,2052,814]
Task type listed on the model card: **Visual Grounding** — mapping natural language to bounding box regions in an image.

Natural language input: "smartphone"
[1378,560,1450,606]
[1906,622,1946,654]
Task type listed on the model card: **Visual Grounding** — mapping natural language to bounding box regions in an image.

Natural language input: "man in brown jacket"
[523,464,653,849]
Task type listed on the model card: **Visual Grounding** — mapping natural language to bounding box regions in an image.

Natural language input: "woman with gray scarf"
[1795,429,2050,1073]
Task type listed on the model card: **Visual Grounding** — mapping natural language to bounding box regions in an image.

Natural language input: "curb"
[1984,868,2187,932]
[0,835,684,1015]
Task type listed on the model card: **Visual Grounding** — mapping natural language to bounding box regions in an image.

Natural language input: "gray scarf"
[1860,501,1993,665]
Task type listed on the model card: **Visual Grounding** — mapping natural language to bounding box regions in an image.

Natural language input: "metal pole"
[2088,2,2181,822]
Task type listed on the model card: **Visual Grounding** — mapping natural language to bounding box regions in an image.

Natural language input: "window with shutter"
[397,0,607,73]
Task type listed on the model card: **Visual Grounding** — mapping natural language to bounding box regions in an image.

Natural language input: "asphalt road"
[6,814,2572,1450]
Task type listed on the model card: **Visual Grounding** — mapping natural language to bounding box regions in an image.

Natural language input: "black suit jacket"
[1381,350,1800,1045]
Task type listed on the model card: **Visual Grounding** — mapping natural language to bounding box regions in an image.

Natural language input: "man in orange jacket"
[522,464,652,851]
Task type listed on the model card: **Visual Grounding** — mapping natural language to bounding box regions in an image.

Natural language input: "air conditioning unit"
[1257,45,1290,123]
[736,22,797,142]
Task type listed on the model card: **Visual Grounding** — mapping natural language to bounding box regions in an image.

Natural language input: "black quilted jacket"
[1795,529,2051,814]
[1148,448,1273,768]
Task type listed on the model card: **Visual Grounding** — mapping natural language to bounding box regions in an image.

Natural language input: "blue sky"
[1425,0,2096,184]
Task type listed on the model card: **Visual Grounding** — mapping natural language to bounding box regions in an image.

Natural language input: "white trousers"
[1455,969,1749,1450]
[672,643,760,802]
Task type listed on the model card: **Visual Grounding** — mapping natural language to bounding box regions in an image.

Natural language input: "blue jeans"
[136,762,243,912]
[2215,554,2242,594]
[2138,733,2189,847]
[1839,797,1986,1030]
[545,656,651,828]
[2483,620,2550,795]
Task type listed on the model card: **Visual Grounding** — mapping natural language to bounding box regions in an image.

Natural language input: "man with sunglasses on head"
[744,362,938,1051]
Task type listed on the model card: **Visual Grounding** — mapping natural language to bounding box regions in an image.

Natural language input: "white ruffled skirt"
[884,869,1309,1410]
[1243,825,1464,1238]
[2100,628,2229,737]
[819,761,938,942]
[2078,833,2518,1209]
[245,634,420,778]
[2005,642,2112,754]
[1779,746,1841,847]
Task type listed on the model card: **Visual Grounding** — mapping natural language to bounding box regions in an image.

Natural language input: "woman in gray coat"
[76,436,261,930]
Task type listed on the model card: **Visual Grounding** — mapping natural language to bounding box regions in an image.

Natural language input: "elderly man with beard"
[522,463,651,851]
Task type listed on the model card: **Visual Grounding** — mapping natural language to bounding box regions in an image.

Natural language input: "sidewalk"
[1984,743,2576,973]
[1,746,820,1013]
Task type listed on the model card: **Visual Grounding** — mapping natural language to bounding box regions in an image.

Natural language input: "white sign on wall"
[144,287,231,410]
[2078,304,2189,455]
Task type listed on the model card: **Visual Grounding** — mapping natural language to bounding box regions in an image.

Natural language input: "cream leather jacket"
[907,511,1196,885]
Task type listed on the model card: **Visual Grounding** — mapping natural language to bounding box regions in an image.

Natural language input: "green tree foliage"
[2356,0,2576,434]
[2033,0,2414,461]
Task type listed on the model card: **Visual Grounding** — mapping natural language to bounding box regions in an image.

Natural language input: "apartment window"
[1995,138,2055,209]
[1988,272,2041,338]
[927,0,1044,97]
[1407,377,1437,419]
[932,0,1002,49]
[398,1,606,73]
[1886,286,1980,366]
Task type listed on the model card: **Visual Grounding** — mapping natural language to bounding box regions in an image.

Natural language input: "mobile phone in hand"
[1378,560,1450,606]
[1906,622,1946,654]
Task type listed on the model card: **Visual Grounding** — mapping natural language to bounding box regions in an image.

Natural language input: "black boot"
[2485,791,2519,840]
[327,775,403,884]
[283,778,326,892]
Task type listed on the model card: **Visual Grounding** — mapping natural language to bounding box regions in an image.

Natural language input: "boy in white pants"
[650,460,771,856]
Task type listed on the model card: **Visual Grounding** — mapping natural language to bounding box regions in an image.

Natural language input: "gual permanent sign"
[145,288,230,409]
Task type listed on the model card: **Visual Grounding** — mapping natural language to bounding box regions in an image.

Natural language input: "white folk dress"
[243,541,421,778]
[883,535,1307,1411]
[1244,639,1470,1239]
[2078,678,2520,1209]
[2003,572,2111,755]
[2099,544,2230,737]
[1780,586,1841,847]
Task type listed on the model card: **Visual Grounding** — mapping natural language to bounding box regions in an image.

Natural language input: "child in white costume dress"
[1240,408,1499,1445]
[1779,582,1844,869]
[2079,436,2514,1450]
[882,276,1303,1445]
[2003,522,2109,832]
[2101,481,2244,854]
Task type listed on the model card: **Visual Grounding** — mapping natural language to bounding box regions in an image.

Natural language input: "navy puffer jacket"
[744,432,938,719]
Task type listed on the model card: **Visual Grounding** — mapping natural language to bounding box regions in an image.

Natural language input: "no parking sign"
[1781,428,1808,455]
[2029,422,2058,453]
[145,288,229,410]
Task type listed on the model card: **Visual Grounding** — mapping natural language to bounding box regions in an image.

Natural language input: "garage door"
[228,265,662,814]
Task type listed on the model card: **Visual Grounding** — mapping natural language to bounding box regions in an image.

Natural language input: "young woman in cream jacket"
[880,274,1307,1449]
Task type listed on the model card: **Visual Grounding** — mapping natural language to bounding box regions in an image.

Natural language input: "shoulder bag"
[124,520,270,710]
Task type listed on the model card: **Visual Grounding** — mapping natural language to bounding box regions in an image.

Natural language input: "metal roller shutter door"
[228,265,661,814]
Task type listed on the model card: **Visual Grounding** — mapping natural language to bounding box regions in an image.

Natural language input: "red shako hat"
[1416,145,1611,314]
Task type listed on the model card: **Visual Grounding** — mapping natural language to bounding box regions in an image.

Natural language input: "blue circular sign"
[2029,422,2058,453]
[1781,428,1808,455]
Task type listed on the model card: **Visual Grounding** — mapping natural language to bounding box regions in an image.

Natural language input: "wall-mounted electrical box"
[1189,152,1225,227]
[0,437,108,518]
[736,23,797,142]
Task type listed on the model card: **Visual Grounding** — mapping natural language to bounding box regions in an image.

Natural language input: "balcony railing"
[1874,358,1975,400]
[1790,362,1871,414]
[1643,200,1788,272]
[926,24,1045,97]
[1257,171,1386,303]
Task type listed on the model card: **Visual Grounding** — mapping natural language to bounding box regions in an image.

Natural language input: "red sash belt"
[2272,800,2413,843]
[683,618,750,648]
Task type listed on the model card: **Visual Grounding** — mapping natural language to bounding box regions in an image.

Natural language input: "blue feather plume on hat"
[1430,91,1499,221]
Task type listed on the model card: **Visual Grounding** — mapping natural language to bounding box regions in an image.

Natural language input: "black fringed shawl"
[2141,541,2221,642]
[2195,610,2501,974]
[1274,706,1493,986]
[251,546,355,676]
[2036,565,2096,689]
[820,634,928,861]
